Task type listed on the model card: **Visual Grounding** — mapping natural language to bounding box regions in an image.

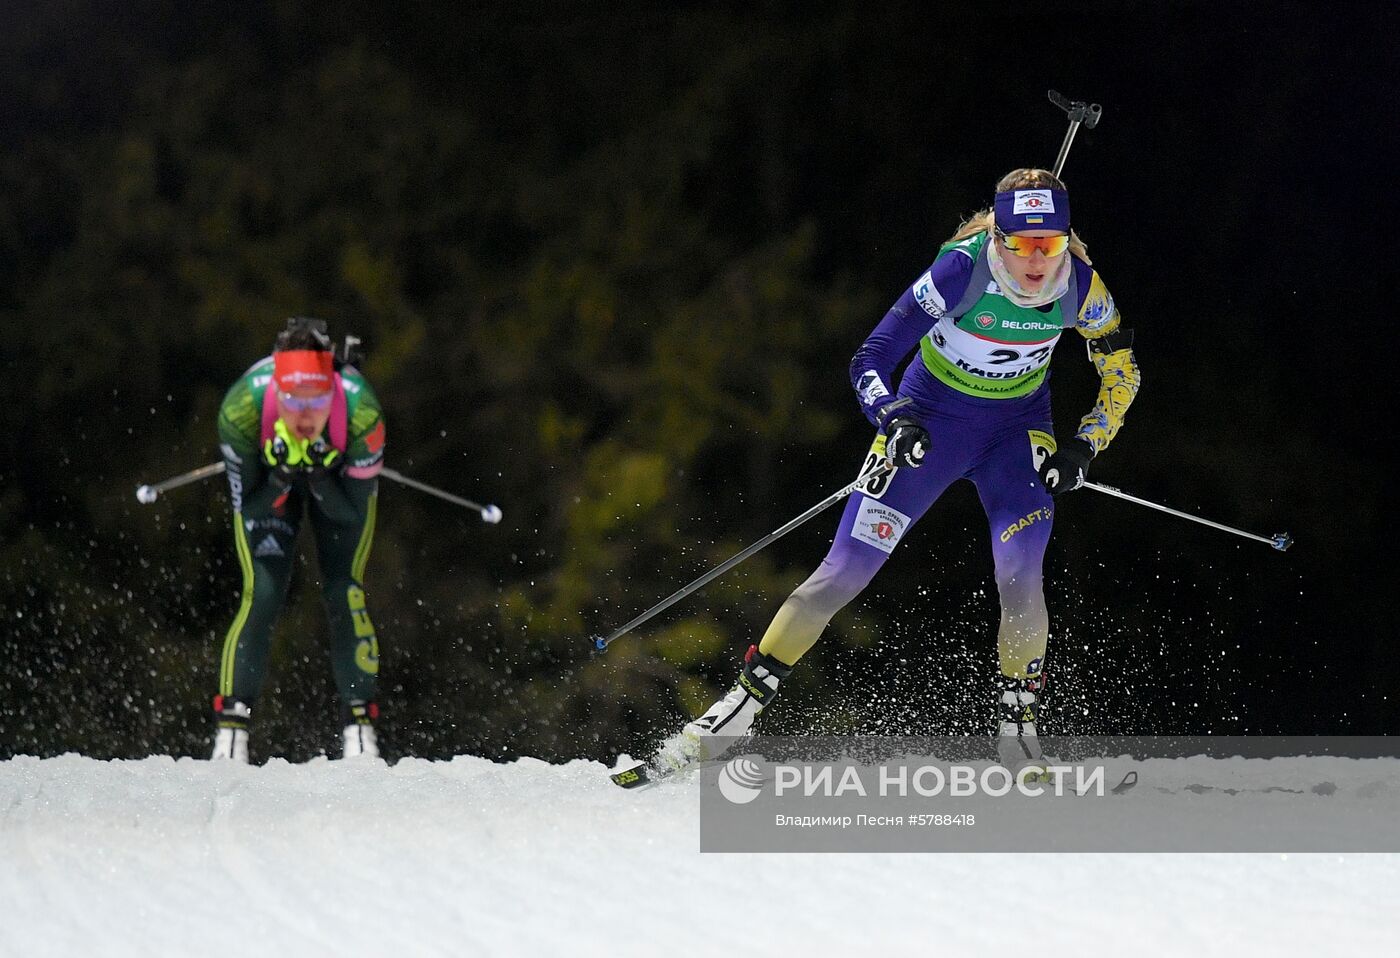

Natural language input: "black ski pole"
[1047,90,1102,179]
[591,461,894,652]
[1081,481,1293,551]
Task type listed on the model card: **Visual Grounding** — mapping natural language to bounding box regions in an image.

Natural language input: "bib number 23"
[856,434,897,499]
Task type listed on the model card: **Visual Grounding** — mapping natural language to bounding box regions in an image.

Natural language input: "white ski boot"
[210,697,251,763]
[996,673,1046,778]
[341,701,380,759]
[654,645,792,773]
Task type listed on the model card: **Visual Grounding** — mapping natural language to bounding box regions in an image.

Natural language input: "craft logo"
[1000,507,1051,543]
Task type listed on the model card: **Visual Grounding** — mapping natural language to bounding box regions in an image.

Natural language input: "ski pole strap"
[1080,480,1293,551]
[593,460,895,651]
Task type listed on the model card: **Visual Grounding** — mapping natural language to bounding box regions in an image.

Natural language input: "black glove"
[1039,438,1094,495]
[302,438,344,482]
[884,416,930,469]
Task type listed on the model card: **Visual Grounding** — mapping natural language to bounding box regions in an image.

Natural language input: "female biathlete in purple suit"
[655,168,1141,771]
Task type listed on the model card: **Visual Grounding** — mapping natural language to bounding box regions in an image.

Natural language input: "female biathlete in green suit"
[211,318,387,762]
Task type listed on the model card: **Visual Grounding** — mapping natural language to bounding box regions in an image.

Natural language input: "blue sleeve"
[849,249,973,428]
[1071,258,1096,317]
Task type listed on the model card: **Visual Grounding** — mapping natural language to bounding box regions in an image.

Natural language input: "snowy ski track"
[2,753,1398,956]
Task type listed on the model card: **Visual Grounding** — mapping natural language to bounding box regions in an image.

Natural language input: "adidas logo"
[253,534,284,558]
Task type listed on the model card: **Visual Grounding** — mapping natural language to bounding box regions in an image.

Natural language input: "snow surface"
[2,753,1399,956]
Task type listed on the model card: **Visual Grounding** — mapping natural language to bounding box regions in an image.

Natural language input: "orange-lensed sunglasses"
[996,230,1069,258]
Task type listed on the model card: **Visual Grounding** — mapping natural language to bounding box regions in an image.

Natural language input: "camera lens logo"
[717,756,766,805]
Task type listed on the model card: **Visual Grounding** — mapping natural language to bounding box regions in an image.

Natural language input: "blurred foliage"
[0,1,1391,762]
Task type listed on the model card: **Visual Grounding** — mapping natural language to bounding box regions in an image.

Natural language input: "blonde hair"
[947,168,1090,264]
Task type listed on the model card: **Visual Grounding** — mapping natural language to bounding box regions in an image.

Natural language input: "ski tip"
[1271,532,1294,552]
[609,762,653,789]
[135,485,158,505]
[481,504,503,524]
[592,635,607,652]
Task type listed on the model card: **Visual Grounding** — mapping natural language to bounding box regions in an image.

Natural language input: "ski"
[609,761,659,790]
[1150,779,1337,797]
[609,748,719,789]
[1067,769,1138,796]
[609,753,708,789]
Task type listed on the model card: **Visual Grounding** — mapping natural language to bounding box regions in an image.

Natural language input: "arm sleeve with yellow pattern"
[1073,269,1141,455]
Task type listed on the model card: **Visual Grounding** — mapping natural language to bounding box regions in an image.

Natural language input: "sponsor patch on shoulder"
[850,497,912,554]
[363,419,386,454]
[912,271,946,319]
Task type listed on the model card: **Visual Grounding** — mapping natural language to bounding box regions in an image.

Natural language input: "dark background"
[1,0,1393,762]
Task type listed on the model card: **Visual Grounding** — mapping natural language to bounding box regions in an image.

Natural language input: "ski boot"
[341,700,380,759]
[996,673,1047,781]
[210,696,251,763]
[654,645,791,773]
